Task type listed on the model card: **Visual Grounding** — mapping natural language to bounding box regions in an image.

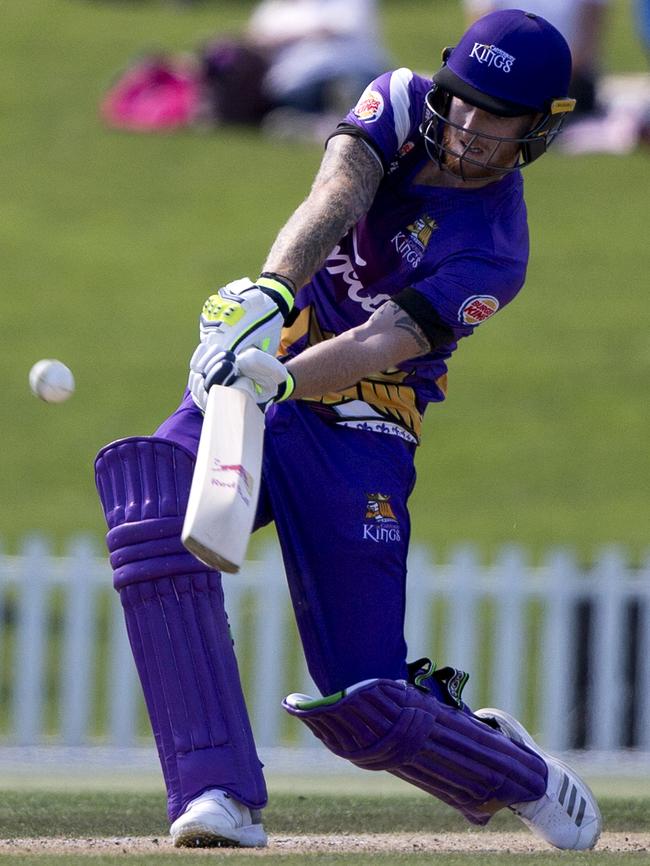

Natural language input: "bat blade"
[182,384,264,573]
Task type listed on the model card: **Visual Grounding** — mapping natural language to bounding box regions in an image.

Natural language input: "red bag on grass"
[101,57,200,131]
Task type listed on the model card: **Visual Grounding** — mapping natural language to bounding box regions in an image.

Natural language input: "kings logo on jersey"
[353,89,384,122]
[392,215,438,269]
[459,295,499,325]
[363,494,401,543]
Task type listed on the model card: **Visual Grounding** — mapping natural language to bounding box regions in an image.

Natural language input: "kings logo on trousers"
[363,493,401,542]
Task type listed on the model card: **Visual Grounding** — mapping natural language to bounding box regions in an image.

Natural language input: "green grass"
[0,0,648,558]
[0,791,647,837]
[0,791,648,864]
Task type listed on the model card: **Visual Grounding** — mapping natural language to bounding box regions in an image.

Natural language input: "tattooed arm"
[286,301,432,399]
[262,134,383,290]
[258,133,434,398]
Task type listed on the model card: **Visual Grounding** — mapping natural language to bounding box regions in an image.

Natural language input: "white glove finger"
[188,370,208,413]
[202,345,236,381]
[236,347,288,386]
[191,337,227,373]
[189,341,211,373]
[205,351,239,389]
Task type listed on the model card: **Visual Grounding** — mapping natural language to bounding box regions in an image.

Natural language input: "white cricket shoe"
[170,788,267,848]
[474,708,601,850]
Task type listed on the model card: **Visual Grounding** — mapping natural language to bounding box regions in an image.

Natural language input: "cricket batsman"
[95,9,602,851]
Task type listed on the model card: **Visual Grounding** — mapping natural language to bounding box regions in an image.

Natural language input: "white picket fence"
[0,536,648,754]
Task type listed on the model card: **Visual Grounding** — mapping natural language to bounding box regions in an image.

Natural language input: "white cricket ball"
[29,359,75,403]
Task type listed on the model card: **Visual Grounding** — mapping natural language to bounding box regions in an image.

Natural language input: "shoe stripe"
[558,773,570,806]
[567,784,578,817]
[575,796,587,827]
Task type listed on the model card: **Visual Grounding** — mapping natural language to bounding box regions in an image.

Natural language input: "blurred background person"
[246,0,391,139]
[462,0,610,117]
[247,0,389,115]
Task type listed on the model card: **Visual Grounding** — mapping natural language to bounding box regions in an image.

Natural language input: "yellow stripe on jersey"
[314,373,422,440]
[279,305,335,357]
[278,305,447,443]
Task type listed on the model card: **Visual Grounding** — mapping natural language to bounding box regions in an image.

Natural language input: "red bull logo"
[353,90,384,123]
[459,295,499,325]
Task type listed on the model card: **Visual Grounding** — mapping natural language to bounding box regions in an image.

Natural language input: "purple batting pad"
[284,679,546,825]
[95,437,267,820]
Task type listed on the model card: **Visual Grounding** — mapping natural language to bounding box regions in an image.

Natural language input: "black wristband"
[256,274,295,322]
[392,287,454,350]
[275,370,296,402]
[259,271,297,296]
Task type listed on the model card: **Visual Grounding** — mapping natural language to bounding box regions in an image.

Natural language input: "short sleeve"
[411,253,527,341]
[331,68,427,170]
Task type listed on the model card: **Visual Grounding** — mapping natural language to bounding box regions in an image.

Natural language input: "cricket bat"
[182,384,264,573]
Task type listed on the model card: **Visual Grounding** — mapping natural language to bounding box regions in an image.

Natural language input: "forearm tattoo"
[370,301,431,356]
[394,312,431,354]
[263,136,383,290]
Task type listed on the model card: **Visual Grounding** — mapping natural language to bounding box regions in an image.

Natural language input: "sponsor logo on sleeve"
[458,295,499,325]
[353,90,384,123]
[469,43,516,73]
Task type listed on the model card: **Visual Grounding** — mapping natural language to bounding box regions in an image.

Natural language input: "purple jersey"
[279,68,529,444]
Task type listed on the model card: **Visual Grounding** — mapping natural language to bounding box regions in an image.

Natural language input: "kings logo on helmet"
[469,42,516,73]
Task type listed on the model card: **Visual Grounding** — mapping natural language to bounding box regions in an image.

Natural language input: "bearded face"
[435,97,538,181]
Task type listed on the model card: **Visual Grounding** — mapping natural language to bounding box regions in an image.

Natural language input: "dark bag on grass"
[199,38,272,125]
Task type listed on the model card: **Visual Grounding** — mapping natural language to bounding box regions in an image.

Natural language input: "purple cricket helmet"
[422,9,576,176]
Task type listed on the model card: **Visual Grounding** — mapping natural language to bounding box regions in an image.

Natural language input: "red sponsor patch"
[353,90,384,122]
[459,295,499,325]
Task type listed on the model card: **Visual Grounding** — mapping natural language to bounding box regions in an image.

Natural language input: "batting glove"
[188,273,294,409]
[189,348,295,412]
